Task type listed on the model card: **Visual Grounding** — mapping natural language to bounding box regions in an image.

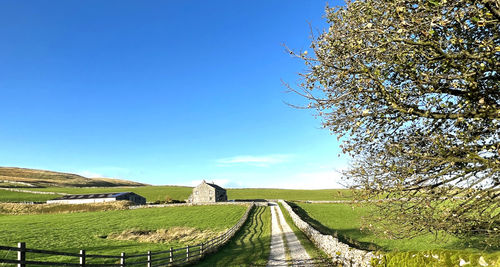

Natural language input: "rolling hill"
[0,167,147,188]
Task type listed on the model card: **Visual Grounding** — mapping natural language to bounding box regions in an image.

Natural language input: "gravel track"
[267,202,313,267]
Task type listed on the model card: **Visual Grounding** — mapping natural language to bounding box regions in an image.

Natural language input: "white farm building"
[47,192,146,205]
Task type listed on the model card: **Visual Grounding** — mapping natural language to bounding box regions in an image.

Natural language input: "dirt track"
[267,202,313,266]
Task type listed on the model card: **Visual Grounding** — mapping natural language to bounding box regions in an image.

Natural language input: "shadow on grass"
[191,206,270,266]
[443,235,499,252]
[277,203,338,266]
[287,201,381,252]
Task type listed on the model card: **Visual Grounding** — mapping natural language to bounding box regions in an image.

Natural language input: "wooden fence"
[0,203,254,267]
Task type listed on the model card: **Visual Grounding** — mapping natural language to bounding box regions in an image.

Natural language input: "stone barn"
[188,180,227,203]
[47,192,146,205]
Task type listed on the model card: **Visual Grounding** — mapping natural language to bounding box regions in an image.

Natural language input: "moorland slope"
[0,167,147,188]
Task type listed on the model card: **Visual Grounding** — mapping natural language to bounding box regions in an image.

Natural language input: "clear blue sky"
[0,0,348,189]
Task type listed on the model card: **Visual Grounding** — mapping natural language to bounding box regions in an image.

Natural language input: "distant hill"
[0,167,147,188]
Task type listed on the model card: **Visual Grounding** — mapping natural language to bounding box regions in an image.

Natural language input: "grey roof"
[50,192,134,201]
[206,183,226,191]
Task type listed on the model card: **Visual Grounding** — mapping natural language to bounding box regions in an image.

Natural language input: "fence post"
[200,243,204,258]
[79,250,85,266]
[120,252,125,267]
[147,251,152,267]
[169,247,173,264]
[17,242,26,267]
[186,245,189,262]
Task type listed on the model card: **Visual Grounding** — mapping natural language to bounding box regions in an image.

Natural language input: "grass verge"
[194,206,271,266]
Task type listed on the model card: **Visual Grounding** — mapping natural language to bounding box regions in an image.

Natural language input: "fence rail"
[0,203,254,267]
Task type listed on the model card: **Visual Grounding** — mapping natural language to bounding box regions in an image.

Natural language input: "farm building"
[47,192,146,205]
[188,180,227,203]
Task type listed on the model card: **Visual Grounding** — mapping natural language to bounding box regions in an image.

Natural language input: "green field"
[0,190,59,202]
[294,202,495,252]
[228,188,352,201]
[0,204,247,265]
[18,186,353,202]
[293,202,500,266]
[19,186,193,202]
[195,206,272,266]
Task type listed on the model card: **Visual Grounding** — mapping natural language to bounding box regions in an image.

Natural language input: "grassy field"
[0,190,59,202]
[0,204,247,265]
[19,186,193,202]
[293,202,500,266]
[228,188,353,201]
[293,202,497,252]
[195,206,271,266]
[19,186,353,202]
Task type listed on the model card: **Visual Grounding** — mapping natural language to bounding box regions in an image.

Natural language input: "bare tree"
[291,0,499,247]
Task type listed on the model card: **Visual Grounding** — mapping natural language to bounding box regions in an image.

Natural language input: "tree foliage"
[292,0,499,246]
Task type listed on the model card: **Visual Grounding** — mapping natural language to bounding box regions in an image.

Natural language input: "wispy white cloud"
[216,154,293,167]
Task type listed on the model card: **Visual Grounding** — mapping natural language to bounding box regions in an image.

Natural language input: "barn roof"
[50,192,135,200]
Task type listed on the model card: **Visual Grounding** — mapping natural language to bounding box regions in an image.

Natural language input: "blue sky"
[0,0,348,189]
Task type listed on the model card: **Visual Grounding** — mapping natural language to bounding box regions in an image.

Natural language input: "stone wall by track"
[279,200,376,267]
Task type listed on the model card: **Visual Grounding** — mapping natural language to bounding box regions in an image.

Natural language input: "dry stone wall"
[279,200,376,267]
[0,188,67,195]
[129,201,258,209]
